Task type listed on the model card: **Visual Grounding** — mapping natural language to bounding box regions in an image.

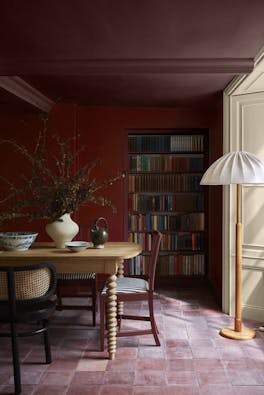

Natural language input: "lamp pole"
[220,183,255,340]
[235,183,242,332]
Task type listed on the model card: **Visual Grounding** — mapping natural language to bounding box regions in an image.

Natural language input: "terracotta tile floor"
[1,287,264,394]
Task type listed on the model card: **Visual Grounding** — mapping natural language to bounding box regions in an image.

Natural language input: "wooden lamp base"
[220,326,255,340]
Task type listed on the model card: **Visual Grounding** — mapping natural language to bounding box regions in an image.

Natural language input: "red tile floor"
[1,287,264,394]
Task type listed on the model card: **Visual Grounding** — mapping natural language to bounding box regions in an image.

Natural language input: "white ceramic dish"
[0,232,38,251]
[65,241,89,252]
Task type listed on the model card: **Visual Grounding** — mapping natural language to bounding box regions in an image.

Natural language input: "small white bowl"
[65,241,89,252]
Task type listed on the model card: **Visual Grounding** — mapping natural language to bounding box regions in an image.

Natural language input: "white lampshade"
[201,151,264,185]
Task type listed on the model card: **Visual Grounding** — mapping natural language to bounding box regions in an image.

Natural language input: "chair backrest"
[0,262,57,304]
[148,231,162,292]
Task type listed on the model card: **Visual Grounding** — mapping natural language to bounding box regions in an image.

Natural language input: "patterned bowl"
[0,232,38,251]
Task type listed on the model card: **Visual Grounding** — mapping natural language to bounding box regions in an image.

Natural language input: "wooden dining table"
[0,241,142,360]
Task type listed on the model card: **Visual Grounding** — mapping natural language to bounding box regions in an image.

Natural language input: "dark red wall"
[0,103,223,300]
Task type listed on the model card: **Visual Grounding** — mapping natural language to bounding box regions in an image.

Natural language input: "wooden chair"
[0,262,57,395]
[56,224,98,326]
[100,230,162,351]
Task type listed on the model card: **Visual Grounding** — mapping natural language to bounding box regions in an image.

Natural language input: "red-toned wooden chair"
[100,230,162,351]
[55,225,98,326]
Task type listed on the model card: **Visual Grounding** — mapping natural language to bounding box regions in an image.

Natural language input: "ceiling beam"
[0,58,254,75]
[0,76,54,112]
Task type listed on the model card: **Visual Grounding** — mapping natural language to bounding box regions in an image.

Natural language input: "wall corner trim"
[0,76,55,112]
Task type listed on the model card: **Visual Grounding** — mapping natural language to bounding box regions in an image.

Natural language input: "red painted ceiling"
[0,0,264,110]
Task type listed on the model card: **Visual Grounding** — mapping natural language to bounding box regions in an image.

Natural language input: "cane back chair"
[0,262,57,395]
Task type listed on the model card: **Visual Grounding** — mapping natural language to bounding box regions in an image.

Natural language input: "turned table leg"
[117,259,124,317]
[106,273,117,360]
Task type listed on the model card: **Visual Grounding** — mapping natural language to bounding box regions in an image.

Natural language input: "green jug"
[90,217,108,248]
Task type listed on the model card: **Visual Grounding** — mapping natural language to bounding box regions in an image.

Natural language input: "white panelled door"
[226,91,264,321]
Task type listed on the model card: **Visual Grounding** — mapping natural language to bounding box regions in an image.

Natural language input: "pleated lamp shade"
[200,151,264,185]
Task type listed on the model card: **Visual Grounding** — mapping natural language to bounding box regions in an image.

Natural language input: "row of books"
[157,254,205,276]
[128,193,204,211]
[128,212,205,231]
[125,254,205,276]
[129,174,202,192]
[129,231,204,251]
[128,134,204,153]
[129,154,204,172]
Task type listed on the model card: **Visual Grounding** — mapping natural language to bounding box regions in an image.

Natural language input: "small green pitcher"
[90,217,108,248]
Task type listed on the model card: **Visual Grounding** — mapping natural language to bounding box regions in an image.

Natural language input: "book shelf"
[126,130,208,286]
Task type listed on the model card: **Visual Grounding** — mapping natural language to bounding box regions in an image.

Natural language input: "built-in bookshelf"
[126,130,207,284]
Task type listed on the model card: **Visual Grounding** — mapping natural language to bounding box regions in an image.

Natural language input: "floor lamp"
[201,151,264,340]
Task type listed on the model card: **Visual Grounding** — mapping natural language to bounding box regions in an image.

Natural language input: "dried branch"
[0,127,125,224]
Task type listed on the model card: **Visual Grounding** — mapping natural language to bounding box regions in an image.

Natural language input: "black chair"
[56,272,97,326]
[55,224,98,326]
[100,230,162,351]
[0,262,57,395]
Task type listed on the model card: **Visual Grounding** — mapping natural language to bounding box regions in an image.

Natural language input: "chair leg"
[117,314,122,331]
[43,320,52,364]
[92,281,97,327]
[100,295,106,351]
[10,321,21,395]
[56,280,97,327]
[56,286,63,311]
[148,296,160,346]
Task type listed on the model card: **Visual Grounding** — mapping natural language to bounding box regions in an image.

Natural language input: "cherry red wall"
[0,103,223,300]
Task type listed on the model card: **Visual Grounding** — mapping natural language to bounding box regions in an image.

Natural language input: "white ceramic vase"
[45,213,79,248]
